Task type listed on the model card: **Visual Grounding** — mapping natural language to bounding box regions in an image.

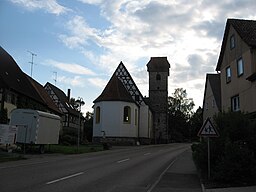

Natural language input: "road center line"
[117,158,130,163]
[46,172,84,185]
[144,153,151,156]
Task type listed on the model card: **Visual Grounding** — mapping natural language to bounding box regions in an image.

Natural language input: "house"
[93,57,170,145]
[0,46,61,123]
[202,73,221,122]
[216,18,256,115]
[44,83,82,136]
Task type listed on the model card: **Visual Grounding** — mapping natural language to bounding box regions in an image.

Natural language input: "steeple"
[147,57,170,143]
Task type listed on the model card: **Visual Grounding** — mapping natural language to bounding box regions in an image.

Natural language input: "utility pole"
[27,50,37,77]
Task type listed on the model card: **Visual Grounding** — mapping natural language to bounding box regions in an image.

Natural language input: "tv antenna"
[53,71,57,85]
[27,50,37,77]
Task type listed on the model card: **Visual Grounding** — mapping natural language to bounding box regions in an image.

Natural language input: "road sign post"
[197,117,219,179]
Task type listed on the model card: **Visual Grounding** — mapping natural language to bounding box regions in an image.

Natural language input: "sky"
[1,0,256,114]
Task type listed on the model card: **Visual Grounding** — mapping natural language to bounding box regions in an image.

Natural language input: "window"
[230,35,235,49]
[231,95,240,112]
[96,106,100,124]
[226,66,231,83]
[237,58,244,76]
[156,74,161,81]
[123,106,131,123]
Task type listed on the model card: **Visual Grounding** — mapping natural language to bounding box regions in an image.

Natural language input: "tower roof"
[93,73,135,103]
[147,57,170,73]
[94,62,146,105]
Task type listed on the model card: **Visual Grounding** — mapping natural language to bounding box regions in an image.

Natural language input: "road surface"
[0,143,190,192]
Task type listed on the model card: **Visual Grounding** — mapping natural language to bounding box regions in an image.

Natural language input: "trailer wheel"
[39,145,45,154]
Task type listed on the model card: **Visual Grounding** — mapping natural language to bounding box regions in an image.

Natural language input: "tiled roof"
[26,75,62,115]
[45,82,79,116]
[147,57,170,73]
[216,18,256,71]
[208,74,221,110]
[94,74,135,103]
[0,46,44,104]
[203,73,221,111]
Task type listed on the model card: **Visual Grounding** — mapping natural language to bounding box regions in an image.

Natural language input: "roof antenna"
[53,71,57,85]
[27,50,37,77]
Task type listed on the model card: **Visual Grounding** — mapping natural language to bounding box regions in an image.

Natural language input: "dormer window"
[230,35,235,49]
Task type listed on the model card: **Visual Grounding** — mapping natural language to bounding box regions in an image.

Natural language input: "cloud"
[87,77,107,88]
[58,75,86,87]
[10,0,71,15]
[46,59,95,75]
[58,0,256,108]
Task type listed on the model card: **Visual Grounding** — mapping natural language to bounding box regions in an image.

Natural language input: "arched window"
[96,106,100,124]
[156,74,161,80]
[123,106,131,123]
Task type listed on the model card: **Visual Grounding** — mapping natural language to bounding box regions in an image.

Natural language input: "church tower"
[147,57,170,143]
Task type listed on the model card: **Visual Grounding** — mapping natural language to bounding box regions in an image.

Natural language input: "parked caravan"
[10,109,61,153]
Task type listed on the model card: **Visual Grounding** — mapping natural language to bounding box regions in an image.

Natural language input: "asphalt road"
[0,143,190,192]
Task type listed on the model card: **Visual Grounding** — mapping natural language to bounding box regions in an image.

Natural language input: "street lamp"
[76,97,83,150]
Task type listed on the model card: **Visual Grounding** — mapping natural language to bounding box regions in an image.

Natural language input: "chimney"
[67,89,71,102]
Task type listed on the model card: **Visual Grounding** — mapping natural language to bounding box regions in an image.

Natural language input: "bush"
[213,142,256,185]
[192,111,256,186]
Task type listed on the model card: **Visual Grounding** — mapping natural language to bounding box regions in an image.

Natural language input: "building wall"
[148,71,169,143]
[93,101,139,138]
[139,104,153,139]
[203,79,220,122]
[220,26,256,113]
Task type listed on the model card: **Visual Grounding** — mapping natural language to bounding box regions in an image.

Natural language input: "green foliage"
[190,107,203,141]
[192,111,256,186]
[168,88,196,142]
[213,142,256,185]
[168,88,195,118]
[84,112,93,142]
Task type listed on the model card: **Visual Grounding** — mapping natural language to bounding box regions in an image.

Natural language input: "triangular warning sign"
[198,117,219,137]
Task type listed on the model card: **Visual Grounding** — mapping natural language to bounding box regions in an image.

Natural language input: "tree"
[84,112,93,142]
[168,88,195,119]
[168,88,195,142]
[190,106,203,141]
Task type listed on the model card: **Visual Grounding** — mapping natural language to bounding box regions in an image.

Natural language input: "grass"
[0,152,26,163]
[46,144,104,154]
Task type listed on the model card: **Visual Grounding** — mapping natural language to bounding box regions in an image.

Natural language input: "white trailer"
[9,109,61,153]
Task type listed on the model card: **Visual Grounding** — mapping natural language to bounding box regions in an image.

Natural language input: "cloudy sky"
[1,0,256,113]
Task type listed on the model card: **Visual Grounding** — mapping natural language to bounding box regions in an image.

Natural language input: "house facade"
[0,46,61,123]
[44,83,81,136]
[203,18,256,121]
[216,19,256,115]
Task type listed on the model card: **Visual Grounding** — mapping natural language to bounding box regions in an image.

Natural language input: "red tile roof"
[94,74,135,103]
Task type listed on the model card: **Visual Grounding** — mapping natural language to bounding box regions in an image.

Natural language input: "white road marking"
[144,153,151,156]
[146,158,178,192]
[46,172,84,185]
[117,158,130,163]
